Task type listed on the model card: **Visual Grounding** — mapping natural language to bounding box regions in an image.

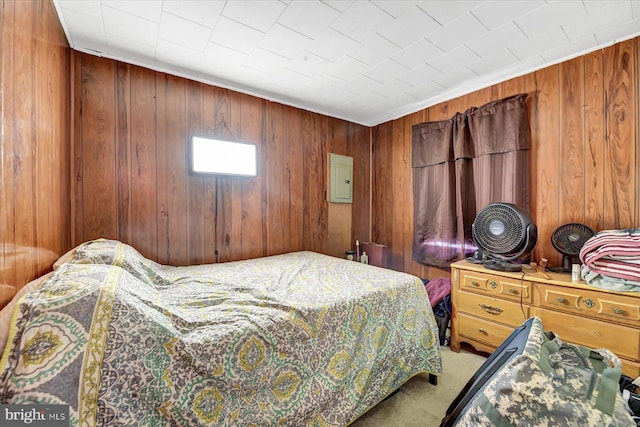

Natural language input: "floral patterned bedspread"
[0,239,442,426]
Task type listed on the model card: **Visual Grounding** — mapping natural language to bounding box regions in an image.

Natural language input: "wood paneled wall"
[0,0,71,305]
[372,37,639,280]
[72,53,370,265]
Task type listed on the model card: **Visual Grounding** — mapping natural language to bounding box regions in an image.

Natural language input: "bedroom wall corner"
[0,0,72,307]
[371,35,640,279]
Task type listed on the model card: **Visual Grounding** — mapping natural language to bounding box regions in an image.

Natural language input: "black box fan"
[549,223,595,273]
[468,202,537,272]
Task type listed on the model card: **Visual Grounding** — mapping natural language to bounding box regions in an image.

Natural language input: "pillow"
[52,245,82,270]
[0,272,53,354]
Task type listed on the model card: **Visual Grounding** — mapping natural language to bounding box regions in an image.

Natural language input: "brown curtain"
[412,94,530,267]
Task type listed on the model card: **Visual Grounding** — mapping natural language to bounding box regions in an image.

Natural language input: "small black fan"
[549,223,595,273]
[468,202,537,272]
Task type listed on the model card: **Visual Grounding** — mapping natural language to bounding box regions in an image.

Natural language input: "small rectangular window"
[189,136,258,177]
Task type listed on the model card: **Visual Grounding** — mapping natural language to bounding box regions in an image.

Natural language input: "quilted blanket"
[0,240,442,426]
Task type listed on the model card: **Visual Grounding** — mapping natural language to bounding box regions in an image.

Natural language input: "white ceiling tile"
[58,0,102,18]
[161,1,225,28]
[102,6,159,48]
[346,90,387,108]
[562,1,633,41]
[271,69,315,92]
[243,48,291,75]
[216,65,270,89]
[210,17,264,55]
[426,13,488,52]
[320,0,354,13]
[198,43,249,77]
[508,26,568,61]
[374,92,416,112]
[516,0,587,38]
[372,79,412,98]
[495,54,546,78]
[340,92,387,113]
[594,18,640,45]
[392,38,443,69]
[288,52,331,78]
[341,75,380,95]
[431,66,478,90]
[258,24,312,59]
[397,63,442,87]
[57,8,106,48]
[435,66,478,87]
[428,45,479,74]
[106,32,154,58]
[466,23,527,58]
[305,27,361,62]
[471,0,544,29]
[406,79,445,101]
[278,0,340,38]
[221,0,286,32]
[348,34,401,66]
[370,0,420,18]
[583,0,626,15]
[316,72,348,87]
[102,0,162,22]
[318,86,358,106]
[419,1,484,26]
[373,1,441,47]
[330,1,395,43]
[466,48,519,76]
[53,0,640,125]
[244,75,289,95]
[540,34,599,63]
[155,39,202,69]
[159,12,212,52]
[70,34,108,53]
[324,55,370,82]
[364,59,409,83]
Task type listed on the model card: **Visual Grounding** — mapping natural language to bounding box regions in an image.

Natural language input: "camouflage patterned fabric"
[455,317,635,426]
[0,239,442,426]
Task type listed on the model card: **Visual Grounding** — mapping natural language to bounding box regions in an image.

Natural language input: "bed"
[0,239,442,426]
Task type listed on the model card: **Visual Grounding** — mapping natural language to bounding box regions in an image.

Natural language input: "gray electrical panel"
[329,153,353,203]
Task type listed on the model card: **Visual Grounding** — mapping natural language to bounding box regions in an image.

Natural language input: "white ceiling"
[53,0,640,126]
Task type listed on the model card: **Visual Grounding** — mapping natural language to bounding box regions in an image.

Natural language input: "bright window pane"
[191,136,257,176]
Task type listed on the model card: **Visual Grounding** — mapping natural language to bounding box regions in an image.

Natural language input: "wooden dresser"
[450,260,640,378]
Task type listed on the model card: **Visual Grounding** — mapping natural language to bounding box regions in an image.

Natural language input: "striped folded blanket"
[579,228,640,283]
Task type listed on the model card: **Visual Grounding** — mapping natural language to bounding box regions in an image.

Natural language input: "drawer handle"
[508,288,517,294]
[479,304,503,315]
[489,281,498,289]
[583,298,595,308]
[557,297,566,304]
[613,307,624,315]
[478,328,487,334]
[471,281,480,287]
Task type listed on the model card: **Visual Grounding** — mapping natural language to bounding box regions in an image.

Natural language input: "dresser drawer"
[621,358,640,379]
[536,283,640,327]
[532,307,640,361]
[458,313,515,348]
[458,290,530,327]
[460,270,531,303]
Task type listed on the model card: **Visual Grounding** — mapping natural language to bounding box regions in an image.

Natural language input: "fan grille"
[473,203,528,255]
[551,223,595,256]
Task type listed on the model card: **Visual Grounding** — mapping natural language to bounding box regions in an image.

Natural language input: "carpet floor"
[350,346,487,426]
